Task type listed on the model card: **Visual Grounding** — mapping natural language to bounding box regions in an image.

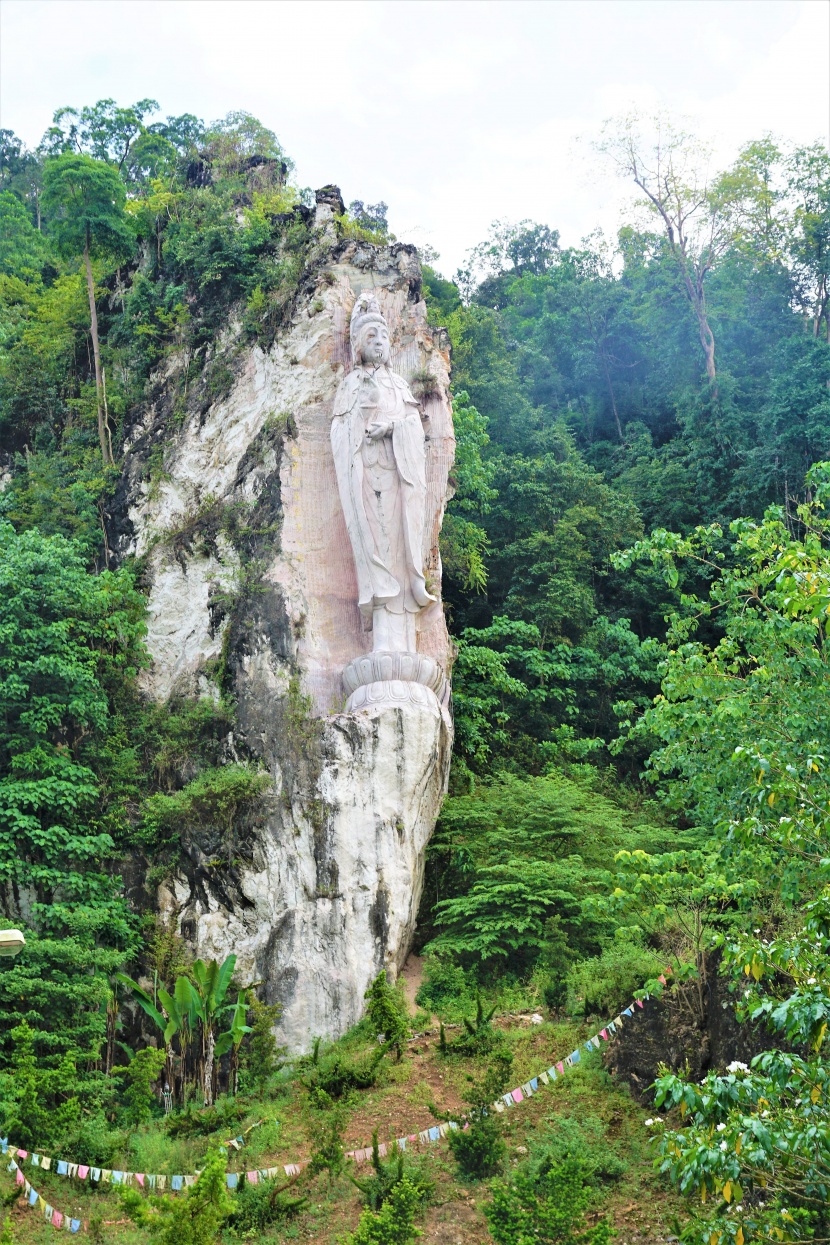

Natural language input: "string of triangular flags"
[4,1155,82,1233]
[2,971,671,1231]
[344,973,671,1160]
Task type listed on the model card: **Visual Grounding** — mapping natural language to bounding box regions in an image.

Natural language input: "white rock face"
[161,699,449,1050]
[117,236,454,1051]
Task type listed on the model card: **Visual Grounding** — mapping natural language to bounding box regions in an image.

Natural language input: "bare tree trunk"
[697,316,717,384]
[203,1027,215,1106]
[102,367,114,461]
[83,232,112,465]
[600,350,624,441]
[678,264,717,388]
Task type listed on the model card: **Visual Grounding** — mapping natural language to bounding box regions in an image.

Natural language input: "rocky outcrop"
[604,960,780,1100]
[111,222,454,1051]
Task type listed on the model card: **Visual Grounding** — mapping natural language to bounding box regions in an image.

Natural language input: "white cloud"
[1,0,827,272]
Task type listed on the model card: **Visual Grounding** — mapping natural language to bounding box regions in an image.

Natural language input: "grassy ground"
[0,978,688,1243]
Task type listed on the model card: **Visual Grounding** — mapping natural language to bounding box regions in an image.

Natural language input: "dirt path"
[399,953,425,1014]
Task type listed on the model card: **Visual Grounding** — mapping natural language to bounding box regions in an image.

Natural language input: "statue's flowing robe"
[331,367,434,619]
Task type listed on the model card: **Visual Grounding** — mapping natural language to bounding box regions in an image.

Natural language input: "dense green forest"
[1,98,829,1243]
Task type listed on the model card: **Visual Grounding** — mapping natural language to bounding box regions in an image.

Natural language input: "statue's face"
[358,322,390,366]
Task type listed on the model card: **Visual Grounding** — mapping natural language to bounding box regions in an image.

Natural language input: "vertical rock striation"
[112,223,454,1051]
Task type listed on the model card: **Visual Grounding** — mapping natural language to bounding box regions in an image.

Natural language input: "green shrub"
[226,1173,306,1230]
[239,993,285,1095]
[165,1097,246,1138]
[121,1147,234,1244]
[341,1176,422,1245]
[300,1036,387,1104]
[0,1022,80,1149]
[414,956,474,1019]
[73,1110,124,1168]
[434,1050,512,1180]
[565,936,663,1017]
[439,994,499,1056]
[364,971,409,1059]
[307,1098,349,1183]
[485,1156,611,1245]
[529,1114,627,1184]
[350,1130,433,1211]
[113,1045,167,1126]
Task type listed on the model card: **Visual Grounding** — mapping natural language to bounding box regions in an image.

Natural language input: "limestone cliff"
[110,210,454,1052]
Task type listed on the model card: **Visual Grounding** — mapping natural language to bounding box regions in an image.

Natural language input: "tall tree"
[43,98,160,171]
[599,114,734,386]
[42,153,133,463]
[787,142,830,342]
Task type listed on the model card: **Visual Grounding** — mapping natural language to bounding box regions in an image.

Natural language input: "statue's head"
[350,293,390,366]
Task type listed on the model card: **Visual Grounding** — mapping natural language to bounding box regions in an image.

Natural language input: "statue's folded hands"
[365,419,394,441]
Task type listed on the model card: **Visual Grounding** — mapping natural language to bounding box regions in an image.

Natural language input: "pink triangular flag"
[600,1028,608,1040]
[136,1173,145,1186]
[636,998,644,1008]
[556,1061,565,1075]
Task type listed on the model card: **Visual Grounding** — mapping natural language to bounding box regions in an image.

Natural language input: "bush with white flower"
[615,477,830,1244]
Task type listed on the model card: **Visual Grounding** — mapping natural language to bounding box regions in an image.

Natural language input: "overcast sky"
[1,0,828,273]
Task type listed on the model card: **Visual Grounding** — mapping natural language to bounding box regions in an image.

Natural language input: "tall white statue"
[332,294,447,713]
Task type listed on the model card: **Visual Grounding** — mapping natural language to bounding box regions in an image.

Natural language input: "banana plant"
[116,971,187,1090]
[216,992,252,1095]
[182,955,238,1105]
[118,954,240,1104]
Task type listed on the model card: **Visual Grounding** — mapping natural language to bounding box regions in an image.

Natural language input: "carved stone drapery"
[331,294,448,712]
